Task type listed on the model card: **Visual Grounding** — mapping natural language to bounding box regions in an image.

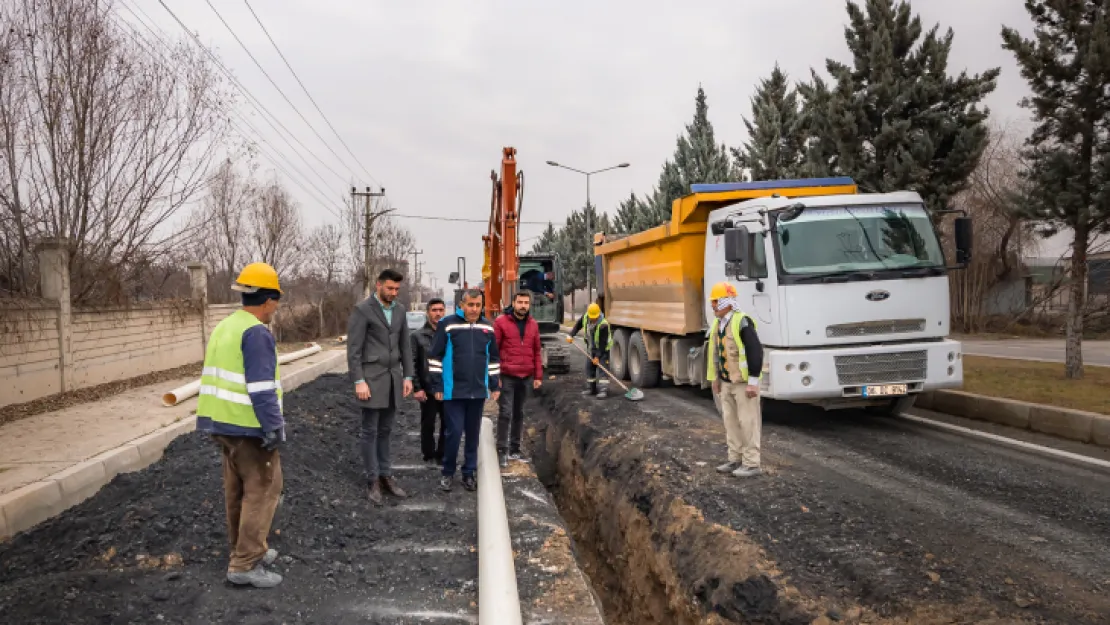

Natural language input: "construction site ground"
[529,349,1110,625]
[0,373,602,625]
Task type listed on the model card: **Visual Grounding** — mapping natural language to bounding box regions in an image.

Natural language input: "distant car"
[406,311,426,331]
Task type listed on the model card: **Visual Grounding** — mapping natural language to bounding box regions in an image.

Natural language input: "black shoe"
[462,475,477,491]
[581,387,597,396]
[498,452,508,468]
[439,476,453,492]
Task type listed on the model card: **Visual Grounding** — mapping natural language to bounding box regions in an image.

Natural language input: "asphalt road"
[961,338,1110,366]
[642,384,1110,623]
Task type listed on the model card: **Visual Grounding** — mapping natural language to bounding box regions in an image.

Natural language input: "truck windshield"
[775,204,944,275]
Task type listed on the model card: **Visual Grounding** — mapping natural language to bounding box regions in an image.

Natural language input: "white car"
[406,311,426,332]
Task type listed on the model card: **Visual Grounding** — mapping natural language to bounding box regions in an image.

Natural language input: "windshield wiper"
[792,271,879,283]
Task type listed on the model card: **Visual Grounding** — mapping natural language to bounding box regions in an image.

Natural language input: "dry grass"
[963,355,1110,415]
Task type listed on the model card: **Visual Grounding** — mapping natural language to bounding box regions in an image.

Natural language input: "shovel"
[567,338,645,401]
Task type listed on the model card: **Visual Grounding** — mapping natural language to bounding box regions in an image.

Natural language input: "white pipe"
[162,342,322,407]
[477,416,523,625]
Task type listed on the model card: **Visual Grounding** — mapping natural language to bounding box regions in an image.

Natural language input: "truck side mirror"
[448,271,459,284]
[724,226,750,277]
[710,220,729,236]
[954,217,972,266]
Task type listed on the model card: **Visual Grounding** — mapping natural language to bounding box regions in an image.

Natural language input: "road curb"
[916,389,1109,448]
[0,351,346,540]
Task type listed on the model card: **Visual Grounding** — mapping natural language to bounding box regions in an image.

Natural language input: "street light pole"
[546,161,630,303]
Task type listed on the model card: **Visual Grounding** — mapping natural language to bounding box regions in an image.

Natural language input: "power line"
[392,213,549,225]
[242,0,380,186]
[111,8,347,222]
[147,0,355,189]
[202,0,368,186]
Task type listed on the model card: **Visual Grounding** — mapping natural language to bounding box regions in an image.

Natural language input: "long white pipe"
[477,416,523,625]
[162,343,322,406]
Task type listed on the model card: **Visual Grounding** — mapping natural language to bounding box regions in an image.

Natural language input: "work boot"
[227,564,283,588]
[581,384,597,396]
[595,388,609,399]
[498,452,508,468]
[367,480,383,505]
[262,549,278,567]
[462,475,478,492]
[380,476,407,498]
[732,465,763,478]
[439,476,453,492]
[716,461,741,474]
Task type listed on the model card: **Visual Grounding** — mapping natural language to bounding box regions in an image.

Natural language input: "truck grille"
[826,319,926,338]
[834,350,927,385]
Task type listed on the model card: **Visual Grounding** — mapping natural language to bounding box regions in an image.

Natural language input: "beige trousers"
[719,380,762,467]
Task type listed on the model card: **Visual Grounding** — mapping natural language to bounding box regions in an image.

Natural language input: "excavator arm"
[483,147,521,319]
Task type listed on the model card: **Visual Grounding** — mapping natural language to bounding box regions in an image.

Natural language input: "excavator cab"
[517,254,563,334]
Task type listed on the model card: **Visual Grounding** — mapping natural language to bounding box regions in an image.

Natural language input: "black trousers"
[497,375,530,454]
[420,397,446,461]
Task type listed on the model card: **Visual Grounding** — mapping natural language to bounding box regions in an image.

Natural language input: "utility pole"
[351,186,388,298]
[410,249,423,310]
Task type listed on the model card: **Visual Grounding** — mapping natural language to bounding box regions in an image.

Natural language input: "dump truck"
[595,177,972,412]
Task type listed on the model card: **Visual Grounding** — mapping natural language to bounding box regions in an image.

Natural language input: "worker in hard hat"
[196,262,286,588]
[706,282,764,478]
[566,302,613,398]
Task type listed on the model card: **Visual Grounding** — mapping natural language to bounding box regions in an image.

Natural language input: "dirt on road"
[0,374,482,624]
[530,367,1110,625]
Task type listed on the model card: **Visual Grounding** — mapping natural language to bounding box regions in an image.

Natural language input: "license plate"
[863,384,907,397]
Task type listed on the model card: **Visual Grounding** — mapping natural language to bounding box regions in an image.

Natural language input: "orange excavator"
[479,147,570,373]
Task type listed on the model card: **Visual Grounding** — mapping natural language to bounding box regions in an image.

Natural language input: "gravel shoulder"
[532,357,1110,624]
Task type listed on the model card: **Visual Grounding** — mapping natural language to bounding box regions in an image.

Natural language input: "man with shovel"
[566,303,612,399]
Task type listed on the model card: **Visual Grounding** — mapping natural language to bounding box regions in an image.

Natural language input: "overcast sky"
[128,0,1034,302]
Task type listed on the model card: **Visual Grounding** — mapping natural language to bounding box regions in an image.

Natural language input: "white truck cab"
[704,191,969,411]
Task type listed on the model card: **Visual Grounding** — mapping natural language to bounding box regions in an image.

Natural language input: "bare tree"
[250,177,303,277]
[948,122,1036,331]
[184,160,257,302]
[0,0,231,303]
[306,223,346,333]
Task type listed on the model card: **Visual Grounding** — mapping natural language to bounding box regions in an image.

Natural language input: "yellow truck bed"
[596,178,858,336]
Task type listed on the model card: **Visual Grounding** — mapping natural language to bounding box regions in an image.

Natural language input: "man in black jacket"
[411,298,448,466]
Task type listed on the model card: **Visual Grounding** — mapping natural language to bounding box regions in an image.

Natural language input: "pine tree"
[1002,0,1110,380]
[732,64,807,180]
[613,193,653,235]
[530,222,559,254]
[799,0,999,211]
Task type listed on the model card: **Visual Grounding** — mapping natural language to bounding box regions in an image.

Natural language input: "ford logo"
[865,290,891,302]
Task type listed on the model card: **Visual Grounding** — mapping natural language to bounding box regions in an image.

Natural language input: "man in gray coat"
[346,268,414,504]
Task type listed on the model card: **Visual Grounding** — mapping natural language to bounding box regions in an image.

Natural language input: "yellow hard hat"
[232,262,282,294]
[586,303,601,319]
[709,282,736,301]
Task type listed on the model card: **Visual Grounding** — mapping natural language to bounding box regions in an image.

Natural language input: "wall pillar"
[188,263,209,354]
[37,239,73,392]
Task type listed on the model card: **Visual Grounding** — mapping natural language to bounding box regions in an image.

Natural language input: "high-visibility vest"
[707,311,757,383]
[196,309,282,429]
[587,317,613,351]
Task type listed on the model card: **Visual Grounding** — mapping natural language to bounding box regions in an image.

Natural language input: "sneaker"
[508,453,530,464]
[715,461,741,474]
[439,476,453,492]
[732,465,763,478]
[461,475,478,491]
[227,564,283,588]
[595,389,609,399]
[498,452,508,468]
[262,548,278,567]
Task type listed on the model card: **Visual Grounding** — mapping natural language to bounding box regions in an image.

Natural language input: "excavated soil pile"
[0,374,479,624]
[530,371,1110,625]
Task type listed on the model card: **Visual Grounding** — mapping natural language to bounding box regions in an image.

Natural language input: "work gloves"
[261,428,284,451]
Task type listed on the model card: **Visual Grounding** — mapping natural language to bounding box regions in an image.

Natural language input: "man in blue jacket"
[428,289,501,492]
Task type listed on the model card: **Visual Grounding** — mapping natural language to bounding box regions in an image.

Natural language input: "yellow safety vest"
[196,309,282,429]
[707,311,757,383]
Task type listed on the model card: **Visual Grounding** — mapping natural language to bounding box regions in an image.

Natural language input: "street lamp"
[546,160,630,302]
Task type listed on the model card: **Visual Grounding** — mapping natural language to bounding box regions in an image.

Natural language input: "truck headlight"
[799,361,810,372]
[802,376,812,386]
[785,363,795,372]
[948,352,955,362]
[948,366,955,376]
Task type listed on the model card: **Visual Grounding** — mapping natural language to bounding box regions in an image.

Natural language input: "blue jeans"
[442,398,484,477]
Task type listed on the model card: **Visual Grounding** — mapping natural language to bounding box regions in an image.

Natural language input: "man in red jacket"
[493,290,543,468]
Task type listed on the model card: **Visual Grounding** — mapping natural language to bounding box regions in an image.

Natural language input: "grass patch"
[963,355,1110,415]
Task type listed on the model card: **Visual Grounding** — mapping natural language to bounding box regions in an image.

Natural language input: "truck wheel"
[628,331,661,388]
[610,329,631,380]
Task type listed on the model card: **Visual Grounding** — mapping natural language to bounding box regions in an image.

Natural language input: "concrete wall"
[0,248,241,410]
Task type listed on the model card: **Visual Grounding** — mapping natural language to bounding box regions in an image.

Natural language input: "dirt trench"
[528,389,817,625]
